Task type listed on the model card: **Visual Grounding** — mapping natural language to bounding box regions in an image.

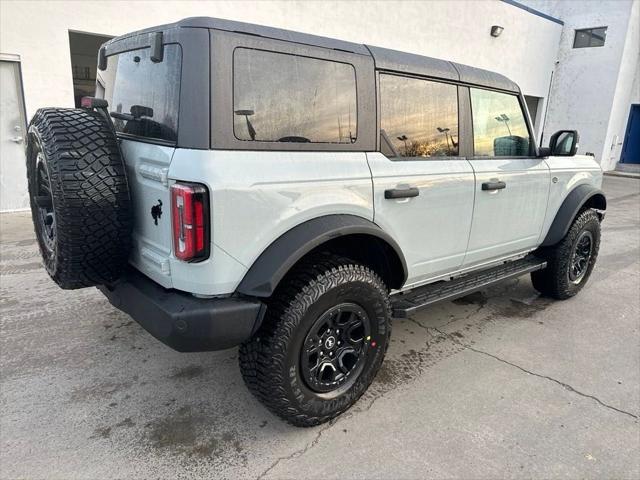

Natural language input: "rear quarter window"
[102,44,181,143]
[232,48,357,144]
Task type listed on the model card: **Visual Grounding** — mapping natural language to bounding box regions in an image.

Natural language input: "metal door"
[463,87,549,268]
[621,104,640,164]
[0,59,28,211]
[464,158,549,267]
[368,152,476,287]
[368,76,475,288]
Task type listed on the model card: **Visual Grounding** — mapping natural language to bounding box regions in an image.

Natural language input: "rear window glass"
[233,48,357,144]
[102,44,181,143]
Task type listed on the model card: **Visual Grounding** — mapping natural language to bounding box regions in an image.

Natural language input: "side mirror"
[549,130,579,156]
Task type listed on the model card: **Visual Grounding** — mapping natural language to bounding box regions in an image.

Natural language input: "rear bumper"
[98,271,266,352]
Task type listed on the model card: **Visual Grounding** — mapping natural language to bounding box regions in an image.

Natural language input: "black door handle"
[482,181,506,191]
[385,187,420,199]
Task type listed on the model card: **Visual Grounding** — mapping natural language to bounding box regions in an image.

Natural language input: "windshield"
[101,44,182,143]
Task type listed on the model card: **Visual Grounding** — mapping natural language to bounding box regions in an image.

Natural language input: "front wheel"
[531,208,601,299]
[239,254,391,427]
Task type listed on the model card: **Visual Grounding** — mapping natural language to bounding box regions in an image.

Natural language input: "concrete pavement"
[1,176,638,479]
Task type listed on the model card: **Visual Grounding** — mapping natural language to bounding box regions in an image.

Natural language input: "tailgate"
[120,139,175,288]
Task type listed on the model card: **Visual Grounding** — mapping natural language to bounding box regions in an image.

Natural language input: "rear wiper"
[278,136,311,143]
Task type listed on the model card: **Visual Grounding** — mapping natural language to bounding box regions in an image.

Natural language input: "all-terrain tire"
[239,253,391,427]
[26,108,132,289]
[531,209,601,299]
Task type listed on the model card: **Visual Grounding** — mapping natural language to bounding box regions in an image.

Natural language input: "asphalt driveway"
[1,176,638,479]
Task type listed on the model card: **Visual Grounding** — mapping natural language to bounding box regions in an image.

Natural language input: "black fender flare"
[237,214,408,297]
[541,184,606,247]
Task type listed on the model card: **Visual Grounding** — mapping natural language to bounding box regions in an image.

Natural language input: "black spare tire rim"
[33,141,56,253]
[569,230,593,284]
[301,302,371,393]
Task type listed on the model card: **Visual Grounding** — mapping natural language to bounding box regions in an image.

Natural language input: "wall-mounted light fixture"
[491,25,504,37]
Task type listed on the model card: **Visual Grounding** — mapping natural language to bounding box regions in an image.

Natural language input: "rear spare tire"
[26,108,132,289]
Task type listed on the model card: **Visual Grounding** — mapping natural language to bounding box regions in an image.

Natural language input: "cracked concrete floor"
[1,176,639,479]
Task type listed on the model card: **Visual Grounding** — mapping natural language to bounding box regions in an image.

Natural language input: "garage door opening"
[68,31,113,107]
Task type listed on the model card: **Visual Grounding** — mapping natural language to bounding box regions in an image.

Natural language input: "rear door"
[99,43,182,288]
[368,73,475,287]
[463,87,549,267]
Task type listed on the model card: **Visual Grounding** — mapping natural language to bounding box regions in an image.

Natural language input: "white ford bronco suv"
[26,17,606,427]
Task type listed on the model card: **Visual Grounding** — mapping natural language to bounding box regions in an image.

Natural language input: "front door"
[463,88,549,267]
[621,104,640,164]
[369,74,475,288]
[0,59,28,211]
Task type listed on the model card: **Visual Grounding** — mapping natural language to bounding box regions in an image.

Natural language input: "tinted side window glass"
[470,89,530,157]
[104,45,181,143]
[233,48,357,144]
[380,74,459,158]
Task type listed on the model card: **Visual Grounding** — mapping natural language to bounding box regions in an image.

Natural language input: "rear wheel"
[531,209,601,299]
[239,254,391,427]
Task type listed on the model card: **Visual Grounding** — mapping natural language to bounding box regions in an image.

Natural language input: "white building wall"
[602,0,640,170]
[1,0,562,120]
[522,0,638,170]
[633,57,640,105]
[0,0,564,212]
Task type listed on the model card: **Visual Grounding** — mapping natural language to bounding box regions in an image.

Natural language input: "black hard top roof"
[108,16,520,93]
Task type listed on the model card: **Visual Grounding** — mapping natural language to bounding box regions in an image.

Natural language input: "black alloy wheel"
[568,230,593,284]
[33,143,56,255]
[301,303,371,394]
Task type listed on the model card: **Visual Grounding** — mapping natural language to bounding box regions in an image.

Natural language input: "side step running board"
[392,256,547,318]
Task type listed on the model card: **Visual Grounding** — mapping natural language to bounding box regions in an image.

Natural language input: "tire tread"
[239,253,391,427]
[531,208,601,299]
[27,108,132,289]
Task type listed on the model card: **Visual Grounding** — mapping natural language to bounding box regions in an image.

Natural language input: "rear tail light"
[171,182,210,262]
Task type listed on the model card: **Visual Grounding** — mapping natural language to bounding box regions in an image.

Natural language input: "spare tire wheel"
[26,108,132,289]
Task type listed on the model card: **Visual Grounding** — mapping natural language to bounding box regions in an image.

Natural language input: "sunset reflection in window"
[233,48,357,144]
[380,74,459,158]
